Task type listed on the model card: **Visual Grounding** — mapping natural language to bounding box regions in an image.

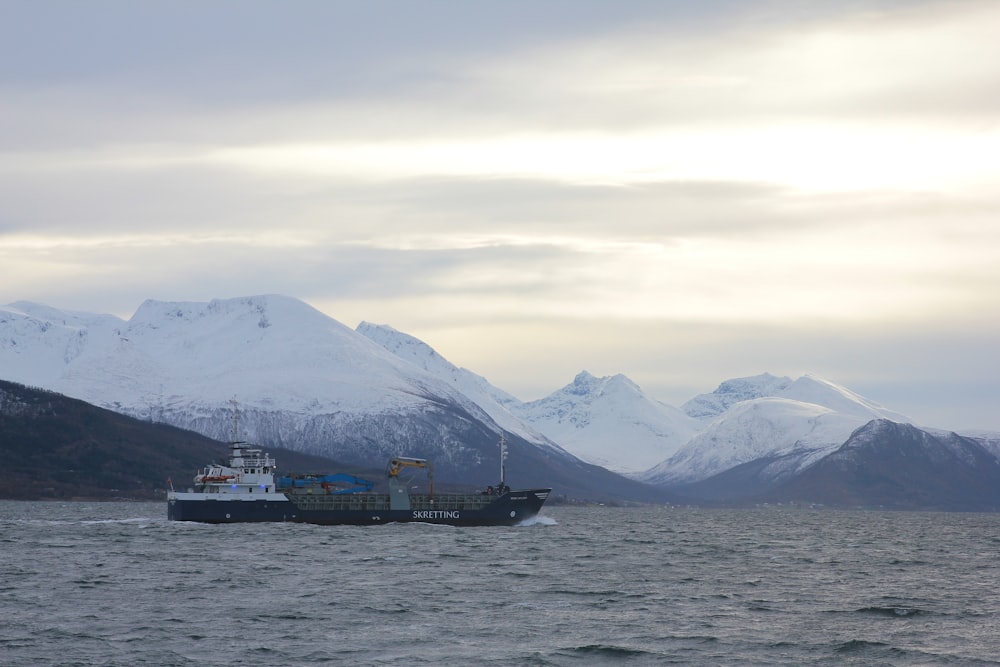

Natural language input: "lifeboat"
[198,475,235,483]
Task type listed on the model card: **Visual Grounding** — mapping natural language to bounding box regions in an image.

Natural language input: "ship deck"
[286,492,499,512]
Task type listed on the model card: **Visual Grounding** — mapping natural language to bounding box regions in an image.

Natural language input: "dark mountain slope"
[1,380,669,503]
[765,419,1000,510]
[0,380,351,500]
[666,450,808,503]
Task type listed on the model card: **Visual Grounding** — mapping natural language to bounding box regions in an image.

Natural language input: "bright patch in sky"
[205,124,1000,192]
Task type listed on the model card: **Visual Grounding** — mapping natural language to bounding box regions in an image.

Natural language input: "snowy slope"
[356,321,565,452]
[642,397,854,485]
[682,373,793,420]
[966,431,1000,460]
[0,296,537,477]
[356,325,699,473]
[510,371,701,475]
[0,302,124,384]
[643,374,915,485]
[777,375,911,423]
[47,295,481,413]
[683,372,910,424]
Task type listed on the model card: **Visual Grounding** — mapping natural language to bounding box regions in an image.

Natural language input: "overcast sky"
[2,0,999,431]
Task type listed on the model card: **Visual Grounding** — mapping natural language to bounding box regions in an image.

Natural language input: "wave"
[855,605,926,618]
[835,639,892,653]
[5,517,160,528]
[518,515,557,527]
[558,643,658,659]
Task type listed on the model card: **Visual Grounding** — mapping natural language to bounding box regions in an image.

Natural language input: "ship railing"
[408,494,496,511]
[291,494,392,511]
[286,492,500,512]
[231,457,273,467]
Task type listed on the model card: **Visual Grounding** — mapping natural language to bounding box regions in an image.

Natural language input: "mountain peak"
[570,370,600,393]
[566,371,639,397]
[646,373,914,486]
[515,371,699,474]
[682,372,793,420]
[770,418,1000,509]
[680,372,911,425]
[130,294,327,328]
[779,375,911,423]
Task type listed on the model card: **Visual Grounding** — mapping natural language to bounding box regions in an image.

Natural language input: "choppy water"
[2,502,999,666]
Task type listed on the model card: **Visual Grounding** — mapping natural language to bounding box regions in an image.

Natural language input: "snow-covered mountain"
[682,373,793,420]
[4,295,479,415]
[355,321,559,450]
[643,398,854,486]
[0,295,673,500]
[778,375,911,423]
[355,327,698,475]
[5,294,997,508]
[0,301,124,383]
[643,374,914,486]
[766,419,1000,510]
[681,372,910,423]
[508,371,700,475]
[0,296,567,484]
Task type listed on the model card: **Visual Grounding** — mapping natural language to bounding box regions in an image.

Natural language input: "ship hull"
[167,489,550,526]
[167,496,296,523]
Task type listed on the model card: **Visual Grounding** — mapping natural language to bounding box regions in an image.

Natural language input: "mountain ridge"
[763,419,1000,510]
[509,371,700,475]
[0,296,665,501]
[3,294,998,509]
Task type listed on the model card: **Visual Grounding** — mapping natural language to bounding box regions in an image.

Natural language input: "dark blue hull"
[167,498,297,523]
[168,489,550,526]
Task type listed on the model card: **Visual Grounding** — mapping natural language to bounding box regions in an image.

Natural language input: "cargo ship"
[166,436,550,526]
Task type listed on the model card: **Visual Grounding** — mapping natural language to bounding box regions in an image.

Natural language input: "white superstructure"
[168,441,290,503]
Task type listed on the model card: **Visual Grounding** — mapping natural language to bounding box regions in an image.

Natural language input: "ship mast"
[231,396,241,443]
[499,432,508,488]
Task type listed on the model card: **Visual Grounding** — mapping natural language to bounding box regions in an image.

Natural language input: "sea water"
[2,502,999,666]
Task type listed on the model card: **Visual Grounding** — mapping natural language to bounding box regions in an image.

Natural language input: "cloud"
[7,1,998,145]
[3,161,998,328]
[196,124,1000,194]
[440,0,1000,129]
[6,1,999,195]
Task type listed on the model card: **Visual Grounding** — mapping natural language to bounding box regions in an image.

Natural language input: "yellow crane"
[387,456,434,498]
